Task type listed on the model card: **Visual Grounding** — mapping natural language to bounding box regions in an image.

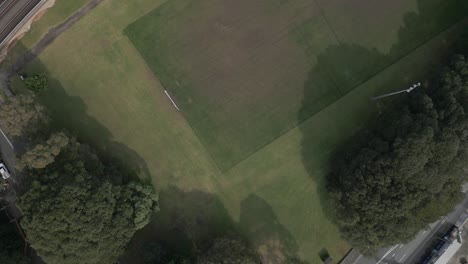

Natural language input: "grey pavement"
[0,126,22,221]
[353,194,468,264]
[0,127,16,182]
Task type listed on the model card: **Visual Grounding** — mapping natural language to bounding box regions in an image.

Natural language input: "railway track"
[0,0,41,44]
[0,0,18,19]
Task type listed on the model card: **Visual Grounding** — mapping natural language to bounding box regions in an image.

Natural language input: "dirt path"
[9,0,104,75]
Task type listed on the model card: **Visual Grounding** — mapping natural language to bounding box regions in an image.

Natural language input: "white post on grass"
[164,90,180,111]
[372,82,421,101]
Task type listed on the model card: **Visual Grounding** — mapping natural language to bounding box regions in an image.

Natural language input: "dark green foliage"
[0,94,46,137]
[18,139,159,264]
[143,243,191,264]
[24,74,48,93]
[329,55,468,252]
[0,214,28,264]
[197,237,258,264]
[19,132,69,169]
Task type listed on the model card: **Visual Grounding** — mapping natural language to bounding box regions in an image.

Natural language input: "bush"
[24,74,47,93]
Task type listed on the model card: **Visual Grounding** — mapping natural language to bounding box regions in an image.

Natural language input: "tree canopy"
[329,55,468,252]
[0,94,46,137]
[0,214,28,264]
[19,132,69,169]
[143,243,190,264]
[197,237,258,264]
[18,139,159,264]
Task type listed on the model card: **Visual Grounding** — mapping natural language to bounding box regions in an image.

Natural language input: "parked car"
[0,163,10,179]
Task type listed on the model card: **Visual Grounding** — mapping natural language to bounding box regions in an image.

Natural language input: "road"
[353,194,468,264]
[0,127,16,182]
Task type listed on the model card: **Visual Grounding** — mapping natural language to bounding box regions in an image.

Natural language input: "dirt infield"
[125,0,467,170]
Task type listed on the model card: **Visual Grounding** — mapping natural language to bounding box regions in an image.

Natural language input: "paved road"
[0,127,16,181]
[353,194,468,264]
[0,126,22,222]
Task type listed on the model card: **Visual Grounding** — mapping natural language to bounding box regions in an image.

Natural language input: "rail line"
[0,0,17,18]
[0,0,41,44]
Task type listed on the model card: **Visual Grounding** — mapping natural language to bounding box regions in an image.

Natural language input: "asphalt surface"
[0,127,16,181]
[353,194,468,264]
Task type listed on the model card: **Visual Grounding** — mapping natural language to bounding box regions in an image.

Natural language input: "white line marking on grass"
[376,245,398,264]
[0,128,13,149]
[164,90,180,111]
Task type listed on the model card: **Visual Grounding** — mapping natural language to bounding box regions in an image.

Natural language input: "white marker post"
[371,82,421,101]
[164,90,180,111]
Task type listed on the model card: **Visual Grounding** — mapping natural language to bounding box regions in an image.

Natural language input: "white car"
[0,163,10,179]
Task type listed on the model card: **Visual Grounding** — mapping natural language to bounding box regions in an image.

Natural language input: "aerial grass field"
[20,0,89,47]
[6,0,468,263]
[124,0,467,171]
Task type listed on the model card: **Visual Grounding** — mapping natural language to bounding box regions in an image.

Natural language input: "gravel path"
[9,0,104,75]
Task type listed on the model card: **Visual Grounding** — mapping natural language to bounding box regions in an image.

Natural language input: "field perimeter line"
[222,17,468,173]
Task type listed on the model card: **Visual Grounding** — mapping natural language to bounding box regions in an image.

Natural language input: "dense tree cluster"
[143,243,190,264]
[143,236,258,264]
[18,139,159,264]
[0,214,28,264]
[329,55,468,251]
[198,237,258,264]
[0,94,46,137]
[19,132,69,169]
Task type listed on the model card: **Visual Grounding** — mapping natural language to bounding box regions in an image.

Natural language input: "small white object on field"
[164,90,180,110]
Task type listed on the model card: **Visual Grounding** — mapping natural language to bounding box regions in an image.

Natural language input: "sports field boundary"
[127,45,226,174]
[221,16,468,173]
[124,7,467,173]
[311,0,342,45]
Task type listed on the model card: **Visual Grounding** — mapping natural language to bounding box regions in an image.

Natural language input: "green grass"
[9,0,468,262]
[124,0,339,171]
[124,0,467,171]
[0,0,89,67]
[20,0,89,47]
[223,22,467,260]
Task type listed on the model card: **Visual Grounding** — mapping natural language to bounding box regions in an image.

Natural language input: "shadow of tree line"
[298,0,468,246]
[5,42,152,184]
[123,186,310,264]
[6,0,468,262]
[7,45,309,263]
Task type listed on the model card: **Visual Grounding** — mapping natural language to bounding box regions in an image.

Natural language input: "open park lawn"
[7,0,467,262]
[125,0,467,170]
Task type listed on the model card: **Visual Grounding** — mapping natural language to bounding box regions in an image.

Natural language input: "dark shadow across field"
[123,187,309,263]
[7,44,152,183]
[298,0,468,238]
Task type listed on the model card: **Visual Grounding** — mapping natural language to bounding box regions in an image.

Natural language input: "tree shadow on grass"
[123,186,235,263]
[10,50,151,182]
[238,194,309,264]
[297,0,468,252]
[390,0,468,59]
[124,188,310,264]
